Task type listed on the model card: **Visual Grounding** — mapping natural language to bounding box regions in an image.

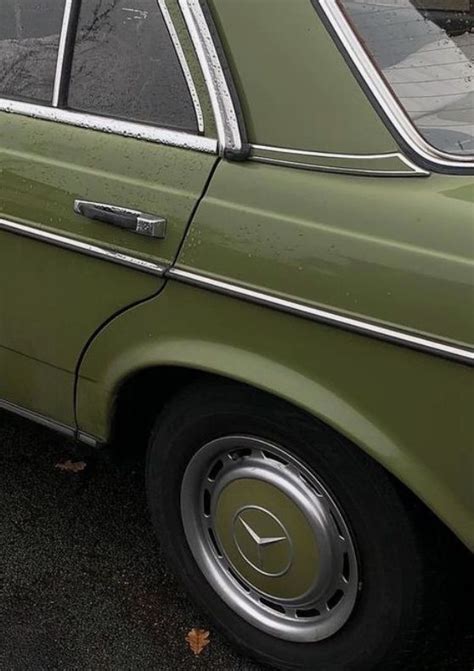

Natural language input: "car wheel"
[146,381,438,671]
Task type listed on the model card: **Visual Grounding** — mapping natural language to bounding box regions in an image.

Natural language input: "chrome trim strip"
[251,157,424,177]
[0,217,167,276]
[168,268,474,365]
[157,0,205,134]
[251,144,429,176]
[0,99,217,153]
[52,0,75,107]
[253,144,427,168]
[0,399,100,446]
[317,0,473,171]
[0,399,76,439]
[77,431,101,447]
[178,0,242,156]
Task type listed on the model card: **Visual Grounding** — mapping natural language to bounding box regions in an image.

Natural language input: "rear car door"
[0,0,217,430]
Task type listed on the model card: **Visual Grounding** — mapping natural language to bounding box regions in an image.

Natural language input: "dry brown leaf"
[55,460,87,473]
[185,628,210,656]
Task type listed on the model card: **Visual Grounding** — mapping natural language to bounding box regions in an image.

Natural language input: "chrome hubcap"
[181,436,359,642]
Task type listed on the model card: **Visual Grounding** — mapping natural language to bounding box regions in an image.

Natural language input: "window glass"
[68,0,198,132]
[0,0,65,103]
[339,1,474,155]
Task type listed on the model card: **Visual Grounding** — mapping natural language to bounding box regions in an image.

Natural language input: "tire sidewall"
[147,385,424,671]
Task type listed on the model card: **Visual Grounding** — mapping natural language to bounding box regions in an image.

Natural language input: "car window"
[339,0,474,156]
[0,0,65,103]
[68,0,198,132]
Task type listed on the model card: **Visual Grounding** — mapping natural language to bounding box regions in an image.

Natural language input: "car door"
[0,0,217,430]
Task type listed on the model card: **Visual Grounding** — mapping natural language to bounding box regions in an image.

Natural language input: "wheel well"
[112,366,470,559]
[108,369,472,662]
[109,366,238,460]
[107,365,469,555]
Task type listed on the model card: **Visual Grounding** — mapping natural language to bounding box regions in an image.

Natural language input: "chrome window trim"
[251,156,423,177]
[168,268,474,366]
[317,0,474,171]
[178,0,243,156]
[1,0,217,153]
[52,0,76,107]
[0,217,168,276]
[157,0,205,133]
[251,144,430,176]
[0,99,217,153]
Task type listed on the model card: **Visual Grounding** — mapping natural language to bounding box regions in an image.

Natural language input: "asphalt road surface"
[0,412,262,671]
[0,411,472,671]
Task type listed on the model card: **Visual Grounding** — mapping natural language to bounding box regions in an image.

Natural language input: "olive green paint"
[178,161,474,345]
[0,114,215,266]
[208,0,398,154]
[215,479,320,599]
[1,0,473,562]
[0,113,217,423]
[76,282,474,551]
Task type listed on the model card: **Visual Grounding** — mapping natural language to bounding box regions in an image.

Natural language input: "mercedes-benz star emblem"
[232,506,293,577]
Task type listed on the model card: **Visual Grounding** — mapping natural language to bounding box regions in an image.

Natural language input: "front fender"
[77,281,474,549]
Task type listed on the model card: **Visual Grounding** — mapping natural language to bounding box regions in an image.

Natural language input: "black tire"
[146,380,441,671]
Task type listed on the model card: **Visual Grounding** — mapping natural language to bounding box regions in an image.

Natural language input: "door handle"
[74,200,167,239]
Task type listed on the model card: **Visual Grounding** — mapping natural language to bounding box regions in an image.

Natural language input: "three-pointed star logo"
[239,516,287,570]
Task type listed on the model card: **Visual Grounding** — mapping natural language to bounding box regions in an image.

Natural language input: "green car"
[0,0,472,669]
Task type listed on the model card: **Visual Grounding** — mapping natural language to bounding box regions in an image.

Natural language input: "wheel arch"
[76,335,473,551]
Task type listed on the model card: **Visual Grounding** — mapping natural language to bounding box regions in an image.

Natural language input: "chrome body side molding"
[316,0,473,172]
[250,145,430,177]
[0,398,99,447]
[0,99,217,153]
[0,217,168,276]
[157,0,205,134]
[178,0,244,157]
[167,268,474,366]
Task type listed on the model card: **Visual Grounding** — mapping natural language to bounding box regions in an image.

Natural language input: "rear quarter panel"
[77,12,474,550]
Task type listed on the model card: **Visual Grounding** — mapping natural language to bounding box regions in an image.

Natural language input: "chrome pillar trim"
[317,0,474,172]
[251,144,429,177]
[157,0,205,134]
[52,0,75,107]
[178,0,243,156]
[0,217,168,276]
[0,399,76,439]
[0,99,218,154]
[168,268,474,365]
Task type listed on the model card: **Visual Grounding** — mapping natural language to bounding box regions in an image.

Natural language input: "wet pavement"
[0,412,261,671]
[0,411,472,671]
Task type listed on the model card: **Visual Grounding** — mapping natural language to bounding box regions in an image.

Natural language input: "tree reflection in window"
[68,0,198,132]
[0,0,65,103]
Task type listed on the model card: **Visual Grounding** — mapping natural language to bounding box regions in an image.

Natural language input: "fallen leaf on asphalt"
[185,628,210,656]
[55,460,87,473]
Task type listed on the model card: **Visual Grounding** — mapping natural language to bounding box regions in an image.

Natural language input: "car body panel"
[208,0,398,154]
[76,280,474,550]
[0,112,217,424]
[1,0,472,555]
[177,161,474,345]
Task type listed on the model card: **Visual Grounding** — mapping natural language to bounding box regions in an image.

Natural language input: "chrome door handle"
[74,200,167,239]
